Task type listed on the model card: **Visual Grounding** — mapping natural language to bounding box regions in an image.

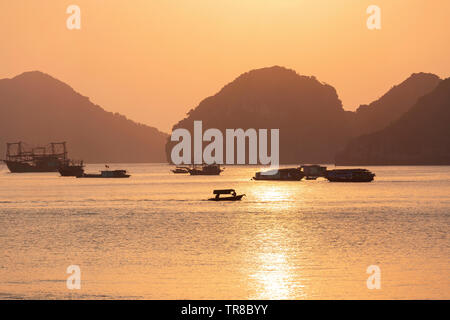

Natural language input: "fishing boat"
[171,166,189,174]
[4,142,68,173]
[325,169,375,182]
[252,168,305,181]
[208,189,245,201]
[77,167,130,178]
[59,160,84,177]
[188,164,223,176]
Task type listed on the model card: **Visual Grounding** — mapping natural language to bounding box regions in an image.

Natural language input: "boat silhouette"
[208,189,245,201]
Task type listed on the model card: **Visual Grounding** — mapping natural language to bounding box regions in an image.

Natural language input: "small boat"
[325,169,375,182]
[77,169,130,178]
[208,189,245,201]
[188,164,223,176]
[171,166,189,174]
[252,168,305,181]
[59,160,84,177]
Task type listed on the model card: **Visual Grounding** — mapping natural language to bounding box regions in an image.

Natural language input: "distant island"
[166,66,446,165]
[336,78,450,165]
[0,71,168,163]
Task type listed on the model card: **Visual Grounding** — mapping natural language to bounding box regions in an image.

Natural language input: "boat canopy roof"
[213,189,235,194]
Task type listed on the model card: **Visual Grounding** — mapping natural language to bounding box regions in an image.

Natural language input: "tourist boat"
[252,168,305,181]
[77,168,130,178]
[188,164,223,176]
[208,189,245,201]
[4,142,68,173]
[325,169,375,182]
[171,166,189,174]
[59,160,85,177]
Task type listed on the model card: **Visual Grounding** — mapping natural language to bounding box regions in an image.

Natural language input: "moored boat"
[4,142,67,173]
[59,160,84,177]
[252,168,305,181]
[77,169,130,178]
[188,164,223,176]
[171,166,189,174]
[325,169,375,182]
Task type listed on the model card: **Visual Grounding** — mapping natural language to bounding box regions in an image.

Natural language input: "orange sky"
[1,0,449,132]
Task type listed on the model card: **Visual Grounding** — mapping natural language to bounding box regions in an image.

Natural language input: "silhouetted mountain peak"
[11,70,73,89]
[354,72,441,135]
[169,66,350,163]
[220,66,339,103]
[183,66,344,127]
[0,71,168,163]
[337,76,450,165]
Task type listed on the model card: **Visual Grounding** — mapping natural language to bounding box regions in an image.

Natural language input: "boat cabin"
[208,189,245,201]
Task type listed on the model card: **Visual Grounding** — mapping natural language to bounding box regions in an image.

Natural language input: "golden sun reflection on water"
[249,251,304,300]
[244,184,308,299]
[249,184,302,212]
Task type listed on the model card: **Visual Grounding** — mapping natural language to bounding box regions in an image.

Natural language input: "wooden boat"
[325,169,375,182]
[77,169,130,178]
[208,189,245,201]
[171,167,189,174]
[252,168,305,181]
[4,142,68,173]
[188,164,223,176]
[59,160,84,177]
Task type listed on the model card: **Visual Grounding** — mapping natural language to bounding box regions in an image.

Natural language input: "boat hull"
[5,160,60,173]
[208,195,245,201]
[59,166,84,177]
[188,169,222,176]
[325,169,375,182]
[172,169,188,174]
[326,176,374,182]
[253,168,305,181]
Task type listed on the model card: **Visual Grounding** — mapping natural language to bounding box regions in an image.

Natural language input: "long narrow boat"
[252,168,305,181]
[208,189,245,201]
[188,164,223,176]
[325,169,375,182]
[171,166,189,174]
[77,169,130,178]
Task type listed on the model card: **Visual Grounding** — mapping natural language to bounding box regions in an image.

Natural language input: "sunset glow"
[1,0,449,131]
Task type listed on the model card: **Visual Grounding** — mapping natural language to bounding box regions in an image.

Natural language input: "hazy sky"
[1,0,449,132]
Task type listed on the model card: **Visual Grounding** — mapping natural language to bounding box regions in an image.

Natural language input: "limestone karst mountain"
[0,71,168,163]
[336,78,450,165]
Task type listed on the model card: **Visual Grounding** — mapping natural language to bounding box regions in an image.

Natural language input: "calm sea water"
[0,163,448,299]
